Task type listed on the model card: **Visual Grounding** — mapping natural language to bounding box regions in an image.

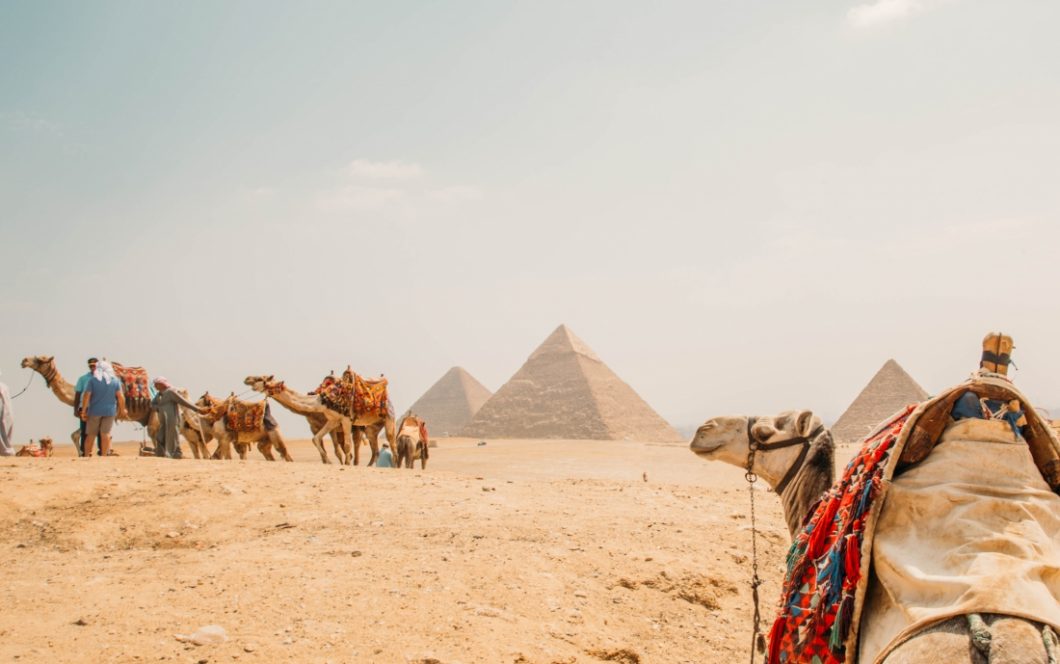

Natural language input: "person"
[80,360,127,458]
[150,377,202,459]
[375,441,394,468]
[0,370,13,457]
[74,357,102,457]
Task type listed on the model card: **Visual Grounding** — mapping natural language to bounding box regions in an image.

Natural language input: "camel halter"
[743,416,825,664]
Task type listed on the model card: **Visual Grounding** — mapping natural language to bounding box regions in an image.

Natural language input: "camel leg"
[311,421,335,464]
[269,430,293,462]
[419,442,428,470]
[329,430,344,464]
[364,424,381,466]
[352,427,362,466]
[883,614,1048,664]
[384,416,397,468]
[257,439,275,461]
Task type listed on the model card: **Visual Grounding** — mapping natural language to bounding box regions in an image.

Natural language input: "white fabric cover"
[859,418,1060,662]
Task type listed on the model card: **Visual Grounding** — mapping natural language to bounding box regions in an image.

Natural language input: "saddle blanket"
[225,400,267,433]
[861,418,1060,662]
[112,363,152,403]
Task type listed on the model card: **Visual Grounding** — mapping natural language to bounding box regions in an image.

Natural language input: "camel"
[691,409,1058,663]
[193,392,292,462]
[395,413,429,469]
[20,355,159,445]
[16,437,53,457]
[244,375,396,466]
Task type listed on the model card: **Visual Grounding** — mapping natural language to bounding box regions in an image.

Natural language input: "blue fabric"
[75,372,93,393]
[951,391,983,421]
[85,376,122,417]
[376,446,393,468]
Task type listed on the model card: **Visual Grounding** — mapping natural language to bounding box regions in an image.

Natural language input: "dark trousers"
[79,418,103,457]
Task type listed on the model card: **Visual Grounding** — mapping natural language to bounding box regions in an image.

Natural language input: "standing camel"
[244,376,353,464]
[21,355,159,445]
[691,405,1059,663]
[193,392,292,462]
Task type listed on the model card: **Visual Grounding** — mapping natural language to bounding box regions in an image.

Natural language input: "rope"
[745,416,765,664]
[9,371,35,400]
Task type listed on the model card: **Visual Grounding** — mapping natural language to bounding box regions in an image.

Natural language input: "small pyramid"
[407,367,492,437]
[461,325,682,441]
[832,359,930,444]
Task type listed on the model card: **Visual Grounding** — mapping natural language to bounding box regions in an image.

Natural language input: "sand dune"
[0,437,799,663]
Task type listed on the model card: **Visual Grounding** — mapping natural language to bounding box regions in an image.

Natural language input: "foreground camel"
[193,392,292,462]
[691,409,1057,663]
[21,355,159,445]
[16,438,54,457]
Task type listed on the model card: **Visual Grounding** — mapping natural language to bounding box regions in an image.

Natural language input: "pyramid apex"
[531,324,600,362]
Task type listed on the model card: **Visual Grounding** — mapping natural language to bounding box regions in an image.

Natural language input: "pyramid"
[461,325,682,441]
[832,359,930,444]
[407,367,493,437]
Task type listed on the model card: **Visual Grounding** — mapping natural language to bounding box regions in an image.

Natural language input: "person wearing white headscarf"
[150,377,202,459]
[0,369,13,457]
[80,359,127,457]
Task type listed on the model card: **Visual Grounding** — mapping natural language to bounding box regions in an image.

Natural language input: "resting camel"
[16,438,54,457]
[691,409,1058,663]
[192,392,292,462]
[395,413,429,469]
[20,355,159,445]
[244,375,396,466]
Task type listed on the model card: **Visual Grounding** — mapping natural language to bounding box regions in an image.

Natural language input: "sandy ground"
[0,436,854,663]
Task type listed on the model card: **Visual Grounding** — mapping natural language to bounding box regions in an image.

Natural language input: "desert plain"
[0,436,860,664]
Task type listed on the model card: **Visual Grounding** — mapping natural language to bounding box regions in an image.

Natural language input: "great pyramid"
[407,367,493,437]
[832,359,930,444]
[461,324,682,442]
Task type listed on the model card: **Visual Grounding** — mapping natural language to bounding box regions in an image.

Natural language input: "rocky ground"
[0,437,810,663]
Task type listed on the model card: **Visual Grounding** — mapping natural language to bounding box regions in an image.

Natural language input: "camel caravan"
[19,355,417,468]
[692,333,1060,663]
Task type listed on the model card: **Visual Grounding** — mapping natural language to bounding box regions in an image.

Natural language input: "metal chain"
[746,439,764,664]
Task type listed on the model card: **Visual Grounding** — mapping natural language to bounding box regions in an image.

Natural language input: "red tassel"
[808,496,840,558]
[844,533,860,583]
[766,616,785,664]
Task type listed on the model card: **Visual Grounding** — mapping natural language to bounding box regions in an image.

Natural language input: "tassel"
[766,616,784,664]
[830,593,854,653]
[808,496,840,558]
[844,533,861,583]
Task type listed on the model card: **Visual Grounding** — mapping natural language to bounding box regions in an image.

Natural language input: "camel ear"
[45,356,54,363]
[266,375,274,382]
[796,411,816,437]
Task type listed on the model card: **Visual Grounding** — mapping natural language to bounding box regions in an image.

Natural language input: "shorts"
[85,415,115,439]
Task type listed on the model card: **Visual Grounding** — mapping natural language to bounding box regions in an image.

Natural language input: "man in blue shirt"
[80,360,128,458]
[74,357,102,457]
[375,442,394,468]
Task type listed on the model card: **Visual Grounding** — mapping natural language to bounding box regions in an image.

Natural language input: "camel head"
[691,410,835,537]
[244,375,273,392]
[691,410,822,483]
[21,355,55,372]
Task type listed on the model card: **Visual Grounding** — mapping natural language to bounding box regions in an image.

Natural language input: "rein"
[9,371,36,400]
[743,416,825,663]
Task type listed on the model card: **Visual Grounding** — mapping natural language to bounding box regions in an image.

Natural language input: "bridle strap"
[747,418,825,496]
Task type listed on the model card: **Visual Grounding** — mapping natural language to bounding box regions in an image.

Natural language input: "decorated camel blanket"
[768,374,1060,664]
[111,363,152,406]
[224,400,268,433]
[315,372,390,418]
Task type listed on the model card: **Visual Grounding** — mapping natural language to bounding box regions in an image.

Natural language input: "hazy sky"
[3,0,1059,443]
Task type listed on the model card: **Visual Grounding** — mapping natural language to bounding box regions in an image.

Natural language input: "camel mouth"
[20,358,32,369]
[689,440,724,455]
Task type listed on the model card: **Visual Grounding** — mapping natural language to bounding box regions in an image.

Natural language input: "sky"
[3,0,1060,444]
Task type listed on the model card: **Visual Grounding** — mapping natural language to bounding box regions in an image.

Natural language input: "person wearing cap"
[150,377,203,459]
[80,360,128,458]
[0,370,13,457]
[74,357,103,457]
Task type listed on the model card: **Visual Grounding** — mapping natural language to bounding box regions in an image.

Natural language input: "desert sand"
[0,436,838,664]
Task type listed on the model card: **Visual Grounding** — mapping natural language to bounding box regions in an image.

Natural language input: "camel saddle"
[315,371,390,418]
[111,362,152,406]
[224,400,270,433]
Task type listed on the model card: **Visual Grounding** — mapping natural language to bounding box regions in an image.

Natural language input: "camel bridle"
[743,416,826,664]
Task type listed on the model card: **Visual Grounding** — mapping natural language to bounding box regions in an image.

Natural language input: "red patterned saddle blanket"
[224,400,267,433]
[315,370,389,418]
[112,363,152,404]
